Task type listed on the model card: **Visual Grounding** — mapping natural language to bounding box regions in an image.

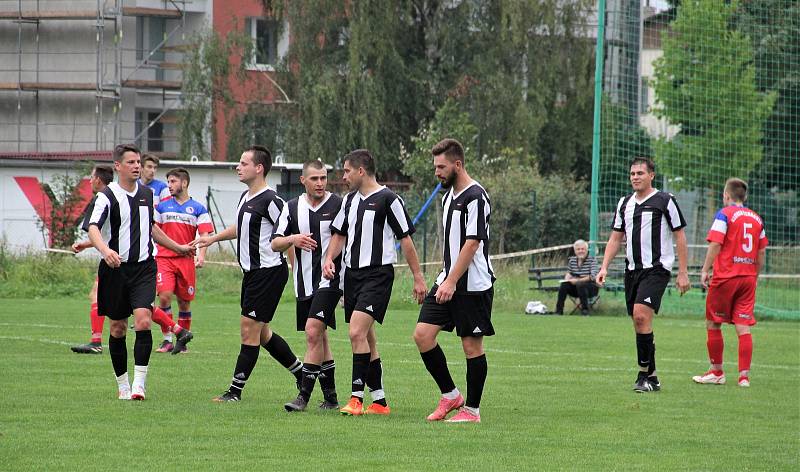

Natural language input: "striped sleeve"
[612,197,625,231]
[86,192,111,230]
[665,195,687,231]
[266,196,284,225]
[758,225,769,249]
[465,194,489,241]
[80,196,98,232]
[330,194,349,236]
[386,195,415,239]
[706,209,728,244]
[272,203,291,238]
[195,206,214,234]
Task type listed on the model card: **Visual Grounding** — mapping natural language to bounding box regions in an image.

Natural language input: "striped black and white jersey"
[435,182,495,293]
[84,182,156,263]
[330,186,414,269]
[612,189,687,272]
[273,192,344,299]
[236,186,285,272]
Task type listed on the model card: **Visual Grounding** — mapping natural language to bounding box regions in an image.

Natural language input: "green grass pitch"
[0,293,797,470]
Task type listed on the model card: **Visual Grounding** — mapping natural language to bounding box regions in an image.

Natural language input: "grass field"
[1,290,798,470]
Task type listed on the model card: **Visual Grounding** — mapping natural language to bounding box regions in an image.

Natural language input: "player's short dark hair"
[93,165,114,185]
[343,149,375,176]
[302,159,326,175]
[630,156,655,173]
[725,177,748,202]
[166,167,191,185]
[113,143,140,162]
[431,138,465,164]
[245,145,272,177]
[142,153,160,166]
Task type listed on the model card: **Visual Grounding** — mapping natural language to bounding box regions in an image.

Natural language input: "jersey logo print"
[353,379,363,385]
[644,297,652,303]
[247,310,256,317]
[365,305,374,312]
[315,311,325,318]
[473,327,482,334]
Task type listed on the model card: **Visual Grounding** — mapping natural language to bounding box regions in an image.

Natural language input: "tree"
[652,0,776,195]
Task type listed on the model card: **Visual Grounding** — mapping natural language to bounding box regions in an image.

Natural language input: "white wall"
[0,158,302,256]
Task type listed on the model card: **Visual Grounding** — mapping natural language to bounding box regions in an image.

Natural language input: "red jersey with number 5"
[707,205,768,279]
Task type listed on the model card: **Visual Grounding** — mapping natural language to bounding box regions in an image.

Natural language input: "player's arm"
[597,231,623,286]
[71,239,92,253]
[756,247,767,274]
[272,233,317,252]
[435,239,480,304]
[700,242,722,289]
[195,231,210,268]
[674,228,690,294]
[152,224,194,256]
[88,225,120,268]
[322,233,345,280]
[192,224,237,247]
[399,236,427,304]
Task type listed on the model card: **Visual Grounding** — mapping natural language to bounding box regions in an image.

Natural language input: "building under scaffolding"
[0,0,211,156]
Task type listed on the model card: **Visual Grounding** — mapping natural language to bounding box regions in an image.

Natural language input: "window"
[248,18,281,69]
[135,110,164,153]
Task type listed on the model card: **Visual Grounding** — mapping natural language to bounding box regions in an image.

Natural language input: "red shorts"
[705,276,758,326]
[156,257,196,301]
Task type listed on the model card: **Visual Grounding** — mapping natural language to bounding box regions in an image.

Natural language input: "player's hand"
[322,259,335,280]
[292,233,317,252]
[596,268,607,286]
[700,270,710,290]
[676,271,691,295]
[413,274,427,304]
[434,279,455,305]
[71,242,83,254]
[191,235,214,248]
[195,254,205,269]
[102,248,122,268]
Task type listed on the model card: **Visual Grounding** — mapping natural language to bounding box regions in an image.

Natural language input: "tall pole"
[589,0,607,256]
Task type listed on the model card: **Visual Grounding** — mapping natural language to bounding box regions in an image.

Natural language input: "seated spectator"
[554,239,599,316]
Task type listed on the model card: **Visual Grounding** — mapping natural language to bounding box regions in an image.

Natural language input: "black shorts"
[241,264,288,323]
[344,265,394,324]
[296,289,341,331]
[625,267,671,316]
[97,259,157,320]
[418,285,495,337]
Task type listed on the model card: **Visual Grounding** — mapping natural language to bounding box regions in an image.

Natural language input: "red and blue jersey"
[707,205,768,279]
[155,197,214,257]
[141,179,171,207]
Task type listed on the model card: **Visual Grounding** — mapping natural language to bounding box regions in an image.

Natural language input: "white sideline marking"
[0,336,225,355]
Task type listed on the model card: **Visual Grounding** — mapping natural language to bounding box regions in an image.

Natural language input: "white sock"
[464,406,479,416]
[132,365,148,390]
[116,372,130,390]
[443,388,460,400]
[164,333,173,342]
[370,388,385,402]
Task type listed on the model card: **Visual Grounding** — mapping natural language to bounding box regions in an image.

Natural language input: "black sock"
[263,332,302,381]
[319,359,336,395]
[649,339,657,377]
[351,352,370,399]
[465,354,487,409]
[636,332,654,375]
[229,344,260,397]
[109,334,127,377]
[366,358,387,407]
[420,344,457,394]
[299,363,320,401]
[133,330,152,367]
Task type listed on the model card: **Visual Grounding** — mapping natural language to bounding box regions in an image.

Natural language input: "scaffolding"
[0,0,193,155]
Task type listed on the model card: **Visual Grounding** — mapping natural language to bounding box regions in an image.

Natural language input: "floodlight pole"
[589,0,607,257]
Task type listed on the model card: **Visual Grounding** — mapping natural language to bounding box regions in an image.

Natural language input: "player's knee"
[461,337,484,357]
[412,327,433,348]
[348,329,367,345]
[305,324,323,345]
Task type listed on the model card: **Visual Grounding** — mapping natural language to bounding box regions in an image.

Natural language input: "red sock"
[90,303,104,343]
[738,333,753,374]
[178,311,191,331]
[151,306,180,333]
[706,329,724,368]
